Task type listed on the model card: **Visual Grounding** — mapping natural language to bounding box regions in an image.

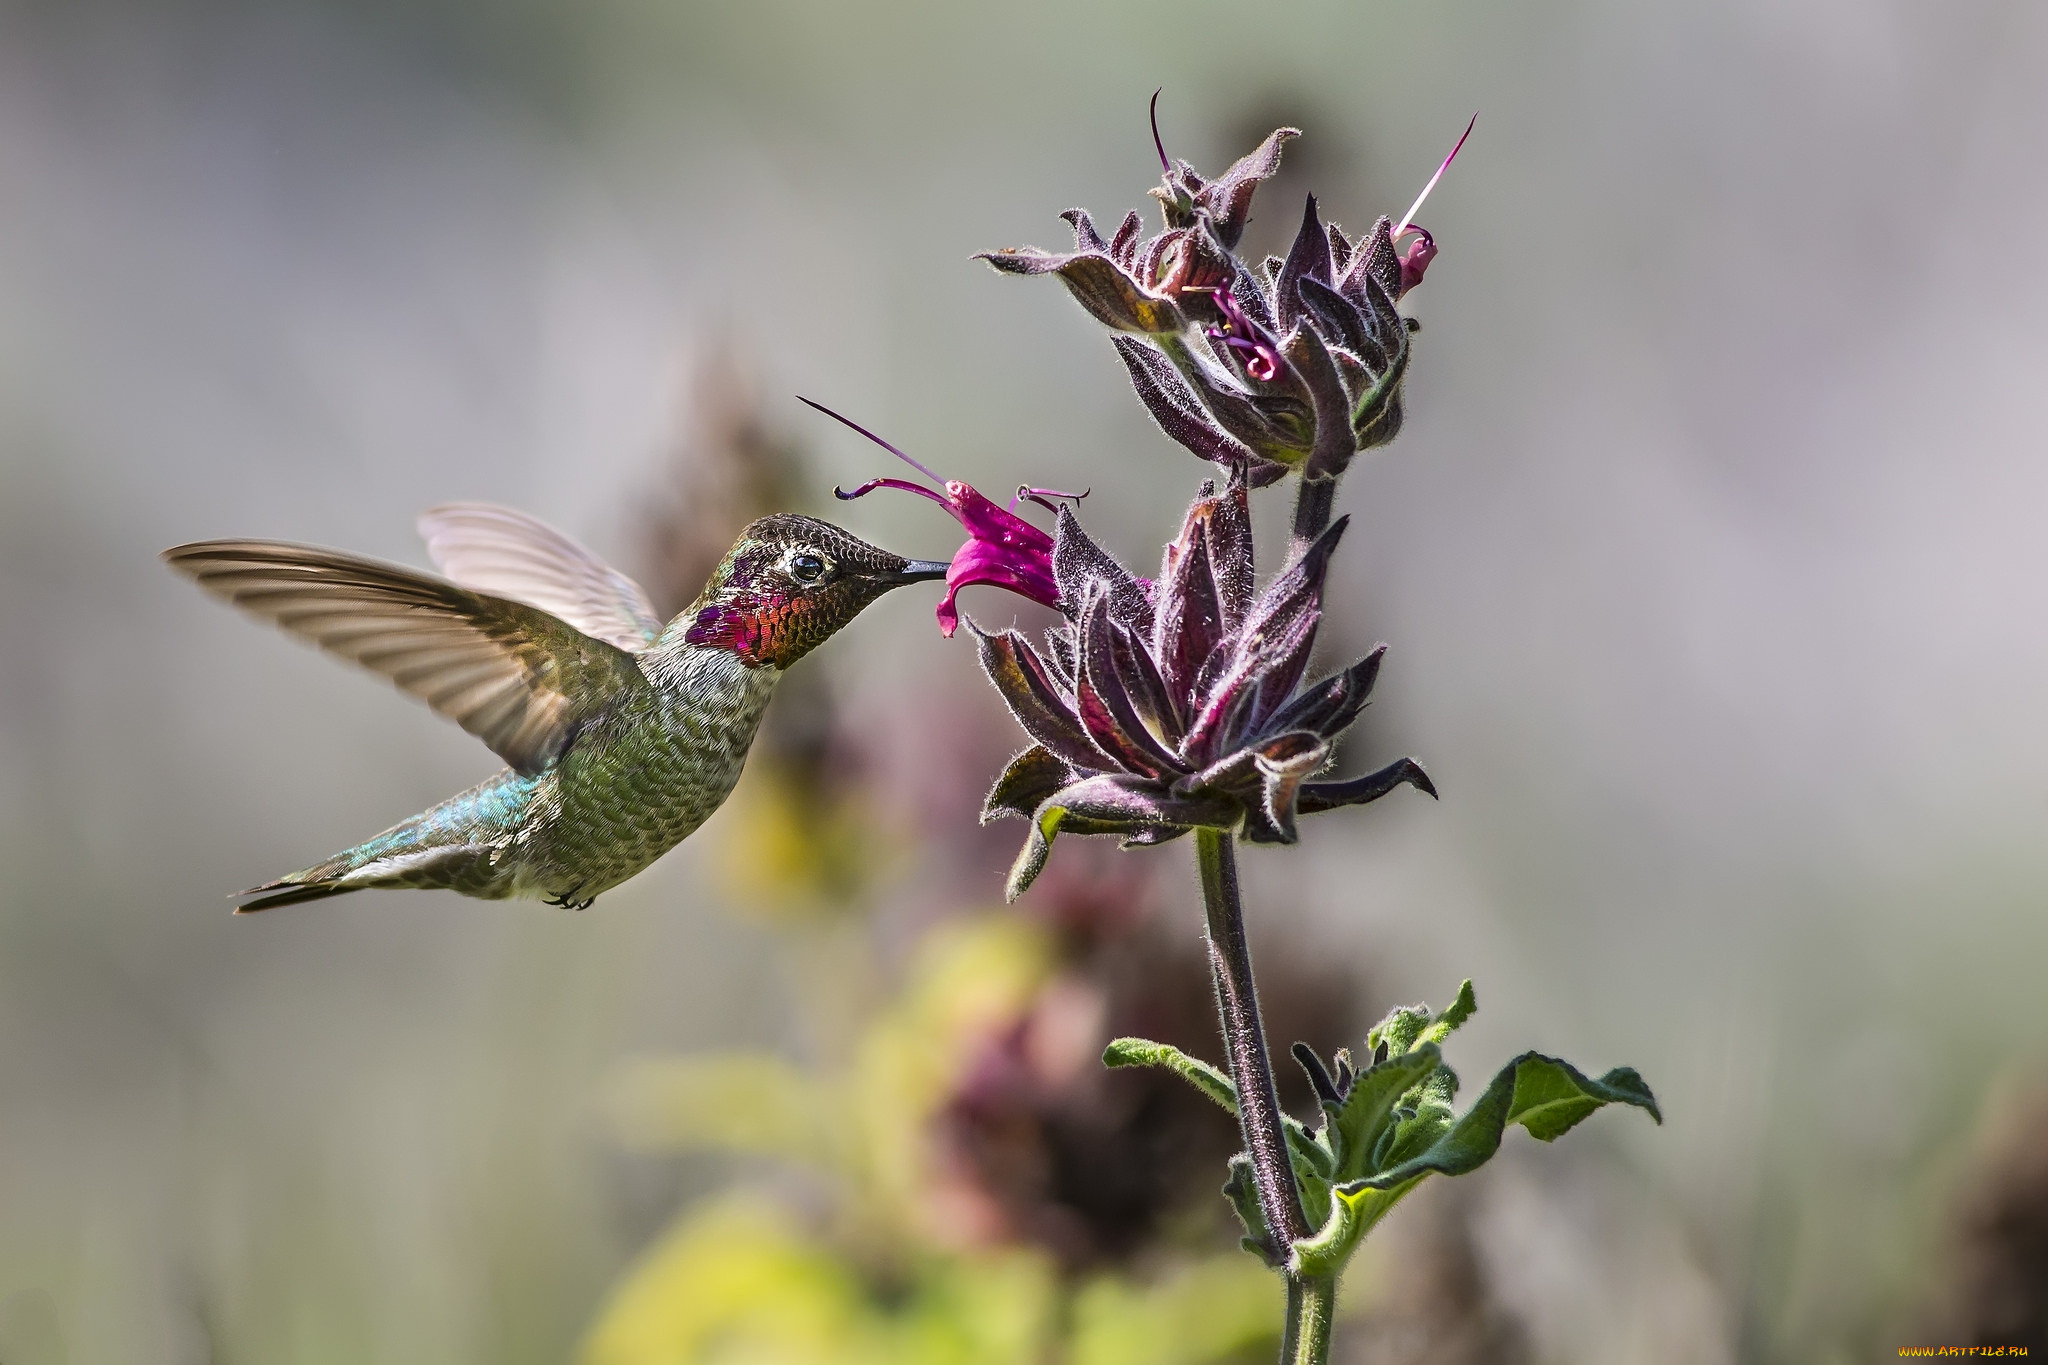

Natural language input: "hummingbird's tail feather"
[235,843,386,912]
[235,880,364,913]
[227,773,542,914]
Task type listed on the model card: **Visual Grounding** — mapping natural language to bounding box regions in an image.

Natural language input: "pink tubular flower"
[802,398,1070,637]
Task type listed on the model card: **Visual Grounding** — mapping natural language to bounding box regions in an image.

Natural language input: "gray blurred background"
[2,0,2045,1360]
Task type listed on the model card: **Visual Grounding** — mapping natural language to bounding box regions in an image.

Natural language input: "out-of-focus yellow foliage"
[605,915,1056,1248]
[582,913,1282,1364]
[713,761,906,917]
[606,1054,824,1168]
[579,1197,1058,1365]
[579,1196,1279,1365]
[1068,1258,1284,1365]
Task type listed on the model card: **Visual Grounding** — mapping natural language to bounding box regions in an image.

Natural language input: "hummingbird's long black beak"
[880,558,951,585]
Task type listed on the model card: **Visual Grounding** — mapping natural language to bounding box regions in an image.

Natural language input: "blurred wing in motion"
[163,540,648,775]
[417,503,664,651]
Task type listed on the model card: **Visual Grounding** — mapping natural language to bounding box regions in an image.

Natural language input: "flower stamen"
[1194,286,1282,383]
[1393,111,1477,238]
[799,395,948,487]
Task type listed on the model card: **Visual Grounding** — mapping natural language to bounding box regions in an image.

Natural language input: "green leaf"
[1367,980,1478,1064]
[1510,1058,1661,1140]
[1324,1043,1441,1183]
[1291,1051,1657,1279]
[1102,1037,1237,1115]
[1366,1004,1430,1060]
[1288,1174,1427,1279]
[1105,1035,1331,1241]
[1005,805,1064,902]
[1221,1154,1282,1267]
[1342,1051,1661,1196]
[1100,1037,1323,1158]
[1416,979,1477,1049]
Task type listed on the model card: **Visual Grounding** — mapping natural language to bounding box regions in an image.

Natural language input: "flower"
[804,398,1068,637]
[972,475,1434,901]
[1387,111,1476,298]
[1203,285,1283,383]
[974,96,1291,338]
[982,109,1475,486]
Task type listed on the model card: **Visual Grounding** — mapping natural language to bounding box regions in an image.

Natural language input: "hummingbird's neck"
[670,585,851,671]
[671,597,773,666]
[639,634,783,705]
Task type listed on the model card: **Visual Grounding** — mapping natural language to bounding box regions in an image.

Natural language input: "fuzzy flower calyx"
[976,96,1289,340]
[974,475,1434,901]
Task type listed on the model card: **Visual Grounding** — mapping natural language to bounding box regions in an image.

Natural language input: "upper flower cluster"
[974,475,1433,900]
[979,108,1464,488]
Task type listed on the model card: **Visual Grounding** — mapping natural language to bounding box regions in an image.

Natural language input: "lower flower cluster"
[972,474,1433,900]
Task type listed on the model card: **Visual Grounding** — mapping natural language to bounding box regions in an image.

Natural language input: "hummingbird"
[164,504,948,912]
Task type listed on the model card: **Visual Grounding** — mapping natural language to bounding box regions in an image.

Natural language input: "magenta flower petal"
[1394,227,1438,296]
[938,533,1062,638]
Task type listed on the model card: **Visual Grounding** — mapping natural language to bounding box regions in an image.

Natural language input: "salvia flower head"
[806,398,1070,637]
[982,104,1474,487]
[972,473,1434,901]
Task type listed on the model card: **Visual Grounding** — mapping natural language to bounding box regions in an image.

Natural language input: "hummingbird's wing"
[164,541,648,777]
[416,504,663,652]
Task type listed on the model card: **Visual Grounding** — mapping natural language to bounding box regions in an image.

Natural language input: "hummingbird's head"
[680,514,948,668]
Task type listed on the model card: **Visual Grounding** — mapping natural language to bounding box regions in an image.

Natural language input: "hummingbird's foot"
[543,886,596,911]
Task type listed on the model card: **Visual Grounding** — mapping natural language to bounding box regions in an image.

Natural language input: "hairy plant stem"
[1289,473,1338,560]
[1281,1272,1338,1365]
[1195,830,1332,1361]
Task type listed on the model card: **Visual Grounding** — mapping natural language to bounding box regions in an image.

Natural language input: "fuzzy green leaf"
[1366,1003,1431,1059]
[1222,1154,1282,1266]
[1102,1037,1237,1114]
[1288,1174,1424,1279]
[1106,1035,1329,1237]
[1292,1051,1657,1278]
[1417,979,1477,1049]
[1101,1037,1324,1159]
[1325,1043,1441,1184]
[1343,1051,1661,1196]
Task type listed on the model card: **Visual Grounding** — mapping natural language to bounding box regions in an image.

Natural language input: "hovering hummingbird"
[165,505,948,912]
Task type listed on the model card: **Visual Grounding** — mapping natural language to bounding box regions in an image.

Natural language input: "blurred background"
[3,0,2046,1360]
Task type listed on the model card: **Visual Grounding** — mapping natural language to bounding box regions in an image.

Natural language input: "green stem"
[1281,1272,1338,1365]
[1194,829,1309,1251]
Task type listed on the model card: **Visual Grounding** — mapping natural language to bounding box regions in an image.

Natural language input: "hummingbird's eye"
[789,551,829,585]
